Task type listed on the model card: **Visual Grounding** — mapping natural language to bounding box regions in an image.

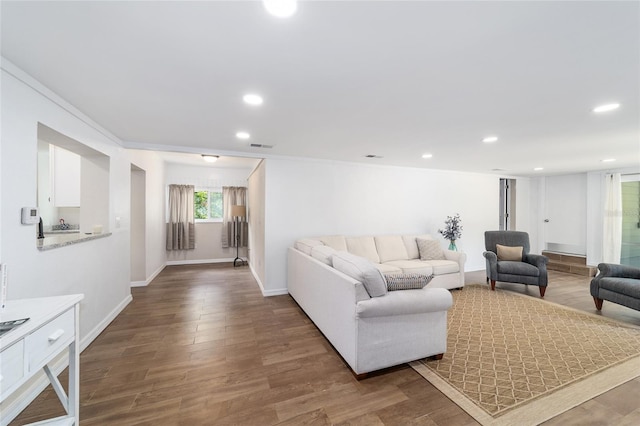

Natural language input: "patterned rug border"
[410,284,640,426]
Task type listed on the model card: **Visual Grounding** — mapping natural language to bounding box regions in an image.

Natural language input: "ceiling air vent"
[250,143,273,149]
[365,154,383,159]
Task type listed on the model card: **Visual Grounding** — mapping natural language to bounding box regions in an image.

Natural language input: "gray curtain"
[166,184,195,250]
[222,186,247,248]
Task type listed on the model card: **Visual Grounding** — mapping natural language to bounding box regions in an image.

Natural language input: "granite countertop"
[37,232,111,251]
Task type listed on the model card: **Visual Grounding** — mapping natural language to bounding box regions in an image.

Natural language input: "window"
[194,190,223,221]
[621,175,640,268]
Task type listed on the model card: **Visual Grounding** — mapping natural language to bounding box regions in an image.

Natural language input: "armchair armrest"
[483,251,497,262]
[524,253,549,268]
[597,263,640,279]
[483,251,498,280]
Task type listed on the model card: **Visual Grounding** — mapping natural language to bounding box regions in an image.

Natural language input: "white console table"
[0,294,83,426]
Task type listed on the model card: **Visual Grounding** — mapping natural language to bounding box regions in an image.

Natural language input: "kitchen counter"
[37,232,111,251]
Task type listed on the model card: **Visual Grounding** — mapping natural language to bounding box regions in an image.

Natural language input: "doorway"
[499,178,516,230]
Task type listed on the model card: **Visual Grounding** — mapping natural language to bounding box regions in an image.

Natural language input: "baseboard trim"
[263,288,289,296]
[166,258,235,266]
[1,294,132,425]
[81,294,133,352]
[248,263,288,297]
[131,264,166,287]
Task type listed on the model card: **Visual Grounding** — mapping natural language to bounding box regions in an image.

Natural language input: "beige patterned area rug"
[410,284,640,426]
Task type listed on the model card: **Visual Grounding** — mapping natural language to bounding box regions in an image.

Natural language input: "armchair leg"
[593,297,604,310]
[490,280,496,291]
[539,286,546,298]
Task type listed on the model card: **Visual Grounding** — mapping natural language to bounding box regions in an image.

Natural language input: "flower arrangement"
[438,214,463,250]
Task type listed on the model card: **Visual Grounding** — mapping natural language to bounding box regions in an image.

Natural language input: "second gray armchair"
[483,230,549,297]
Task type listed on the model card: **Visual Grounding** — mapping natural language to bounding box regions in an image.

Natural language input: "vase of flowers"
[438,214,463,251]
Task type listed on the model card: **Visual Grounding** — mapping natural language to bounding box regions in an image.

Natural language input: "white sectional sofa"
[288,234,465,376]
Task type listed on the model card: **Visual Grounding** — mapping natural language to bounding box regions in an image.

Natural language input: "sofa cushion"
[497,244,524,261]
[294,238,324,255]
[384,260,434,275]
[311,245,337,266]
[346,236,380,263]
[497,260,539,276]
[417,238,446,260]
[332,251,387,297]
[384,273,434,291]
[427,260,460,274]
[375,235,409,263]
[375,263,403,274]
[319,235,348,251]
[403,235,433,259]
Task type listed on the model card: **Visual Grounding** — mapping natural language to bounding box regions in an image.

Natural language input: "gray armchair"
[483,231,549,297]
[590,263,640,311]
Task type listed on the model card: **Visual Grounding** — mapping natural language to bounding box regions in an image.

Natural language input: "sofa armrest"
[444,249,466,266]
[444,251,466,286]
[356,288,452,319]
[597,263,640,279]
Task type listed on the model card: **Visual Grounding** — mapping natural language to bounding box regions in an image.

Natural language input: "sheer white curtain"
[166,184,195,250]
[222,186,247,248]
[603,173,622,263]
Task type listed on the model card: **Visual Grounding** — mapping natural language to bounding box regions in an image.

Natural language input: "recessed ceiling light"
[263,0,297,18]
[243,94,263,106]
[482,136,498,143]
[593,103,620,113]
[202,155,219,163]
[236,131,251,140]
[601,158,616,163]
[422,153,433,159]
[534,167,544,171]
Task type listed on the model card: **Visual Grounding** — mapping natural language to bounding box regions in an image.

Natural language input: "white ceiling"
[2,1,639,176]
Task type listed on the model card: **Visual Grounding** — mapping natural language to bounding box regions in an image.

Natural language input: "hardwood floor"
[10,266,640,425]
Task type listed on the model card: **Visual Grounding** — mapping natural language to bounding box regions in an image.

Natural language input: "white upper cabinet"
[50,145,80,207]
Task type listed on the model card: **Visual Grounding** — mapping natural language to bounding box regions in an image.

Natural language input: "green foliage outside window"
[194,191,209,219]
[194,190,223,220]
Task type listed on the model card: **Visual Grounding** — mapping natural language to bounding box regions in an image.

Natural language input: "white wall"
[1,62,133,339]
[130,167,146,282]
[248,160,266,289]
[261,157,501,294]
[528,168,640,265]
[128,150,167,285]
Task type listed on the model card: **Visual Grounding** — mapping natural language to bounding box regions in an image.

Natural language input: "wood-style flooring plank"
[9,265,640,425]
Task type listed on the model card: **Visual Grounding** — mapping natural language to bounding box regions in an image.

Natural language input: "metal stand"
[233,217,245,267]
